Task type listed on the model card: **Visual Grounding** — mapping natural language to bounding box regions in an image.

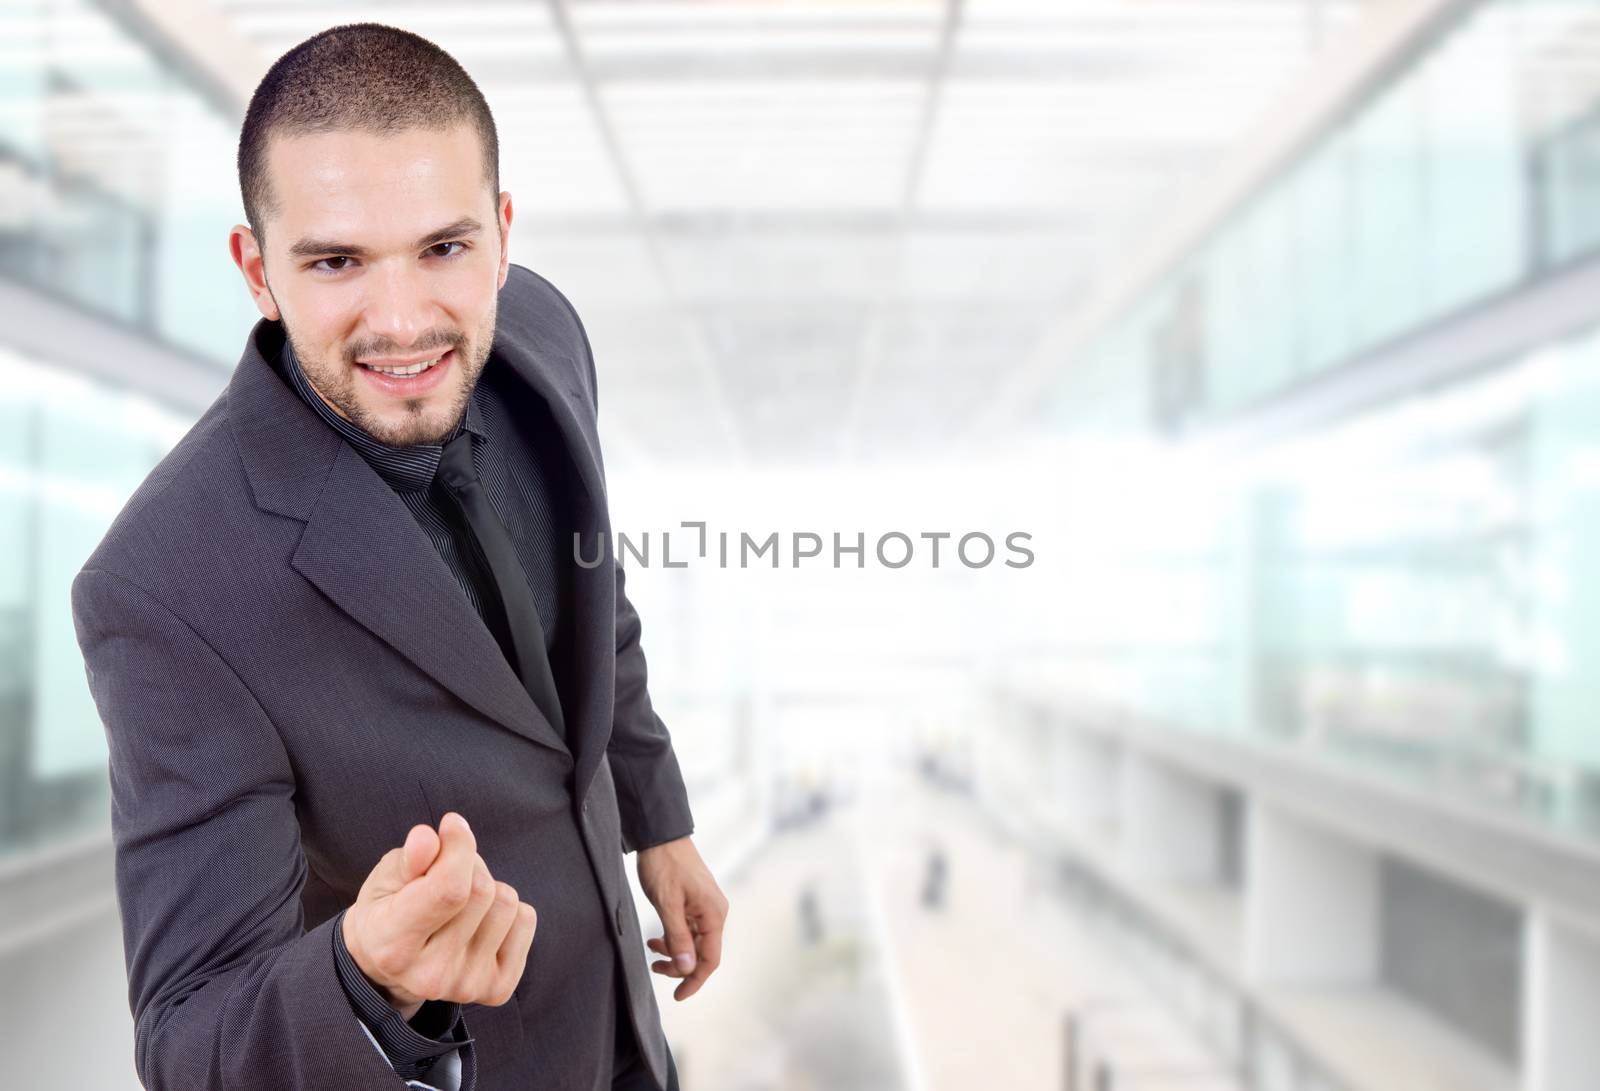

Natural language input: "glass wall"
[0,345,188,856]
[1052,0,1600,433]
[0,0,257,364]
[1027,0,1600,840]
[0,0,240,862]
[1039,303,1600,839]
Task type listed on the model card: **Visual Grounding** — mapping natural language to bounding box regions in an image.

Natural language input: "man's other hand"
[638,836,728,1001]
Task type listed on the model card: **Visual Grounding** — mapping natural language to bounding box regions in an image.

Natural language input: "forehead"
[263,123,490,245]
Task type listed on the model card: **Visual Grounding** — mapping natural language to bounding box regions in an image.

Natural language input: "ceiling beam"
[546,0,749,466]
[508,209,1085,237]
[118,0,266,114]
[838,0,966,462]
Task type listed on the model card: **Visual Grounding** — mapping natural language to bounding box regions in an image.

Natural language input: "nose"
[361,260,438,351]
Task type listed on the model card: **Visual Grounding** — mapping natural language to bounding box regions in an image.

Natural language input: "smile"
[361,354,444,377]
[356,347,456,395]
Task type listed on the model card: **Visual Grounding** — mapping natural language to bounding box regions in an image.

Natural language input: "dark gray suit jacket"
[70,264,694,1090]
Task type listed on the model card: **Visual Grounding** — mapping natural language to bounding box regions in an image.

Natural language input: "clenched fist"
[341,812,537,1020]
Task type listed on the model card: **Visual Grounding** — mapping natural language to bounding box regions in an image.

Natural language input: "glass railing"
[1029,320,1600,840]
[1052,856,1358,1091]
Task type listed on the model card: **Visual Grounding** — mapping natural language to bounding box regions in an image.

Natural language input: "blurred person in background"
[69,22,726,1091]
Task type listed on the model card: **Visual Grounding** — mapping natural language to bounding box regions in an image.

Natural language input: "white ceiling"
[207,0,1368,468]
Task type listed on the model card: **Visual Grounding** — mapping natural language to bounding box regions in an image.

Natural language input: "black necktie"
[432,430,566,739]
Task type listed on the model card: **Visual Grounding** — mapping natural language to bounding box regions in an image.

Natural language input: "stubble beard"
[288,300,497,448]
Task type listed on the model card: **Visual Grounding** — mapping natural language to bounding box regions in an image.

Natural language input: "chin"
[356,404,451,447]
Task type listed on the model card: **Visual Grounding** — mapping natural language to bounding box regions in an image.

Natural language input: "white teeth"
[366,355,442,377]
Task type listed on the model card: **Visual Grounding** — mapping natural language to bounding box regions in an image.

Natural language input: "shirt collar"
[278,337,488,493]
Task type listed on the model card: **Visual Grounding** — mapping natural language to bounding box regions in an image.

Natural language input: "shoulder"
[501,262,588,336]
[76,388,255,598]
[496,263,597,398]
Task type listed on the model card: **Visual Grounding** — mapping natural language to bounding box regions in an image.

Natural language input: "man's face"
[232,123,511,447]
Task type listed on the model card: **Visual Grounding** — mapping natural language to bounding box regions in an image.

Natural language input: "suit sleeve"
[558,271,695,853]
[70,565,477,1090]
[607,557,695,853]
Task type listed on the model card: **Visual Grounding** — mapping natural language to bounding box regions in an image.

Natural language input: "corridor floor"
[655,768,1240,1091]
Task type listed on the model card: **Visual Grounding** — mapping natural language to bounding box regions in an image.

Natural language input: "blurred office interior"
[5,0,1600,1088]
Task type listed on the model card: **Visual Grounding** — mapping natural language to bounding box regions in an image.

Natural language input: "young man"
[70,23,726,1091]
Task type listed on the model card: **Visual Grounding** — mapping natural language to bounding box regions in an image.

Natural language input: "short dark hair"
[237,23,499,239]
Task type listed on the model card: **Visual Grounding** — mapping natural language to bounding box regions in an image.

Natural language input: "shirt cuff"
[333,908,475,1081]
[357,1017,469,1091]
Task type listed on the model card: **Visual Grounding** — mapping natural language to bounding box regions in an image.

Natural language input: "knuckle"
[459,966,491,1003]
[482,964,513,1002]
[438,875,472,911]
[483,975,514,1006]
[488,908,515,942]
[471,875,495,906]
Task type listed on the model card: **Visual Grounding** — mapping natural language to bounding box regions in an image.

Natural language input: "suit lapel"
[292,442,571,758]
[485,326,616,798]
[228,317,571,760]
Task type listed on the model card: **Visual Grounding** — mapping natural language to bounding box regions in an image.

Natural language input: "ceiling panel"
[203,0,1371,467]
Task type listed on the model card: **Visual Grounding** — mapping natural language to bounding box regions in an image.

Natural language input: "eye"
[427,240,467,259]
[312,256,354,273]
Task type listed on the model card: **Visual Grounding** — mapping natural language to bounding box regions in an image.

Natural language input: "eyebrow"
[287,217,484,261]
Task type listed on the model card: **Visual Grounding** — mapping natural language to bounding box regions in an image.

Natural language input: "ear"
[229,224,281,321]
[495,190,514,291]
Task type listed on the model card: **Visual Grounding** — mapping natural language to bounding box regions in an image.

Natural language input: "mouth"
[356,347,456,396]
